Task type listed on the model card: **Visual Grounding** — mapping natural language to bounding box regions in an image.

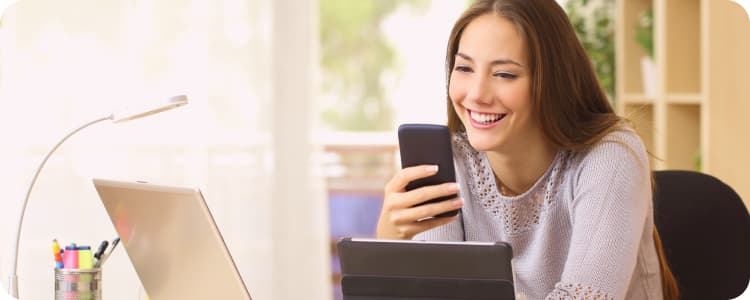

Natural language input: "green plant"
[565,0,616,100]
[319,0,428,131]
[635,8,654,59]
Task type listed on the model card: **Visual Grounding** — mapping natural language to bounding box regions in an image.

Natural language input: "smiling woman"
[377,0,679,299]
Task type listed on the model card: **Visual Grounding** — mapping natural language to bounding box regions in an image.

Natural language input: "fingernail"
[426,165,439,173]
[447,183,459,192]
[451,198,463,207]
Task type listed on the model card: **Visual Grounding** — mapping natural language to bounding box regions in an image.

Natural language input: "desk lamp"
[1,95,188,299]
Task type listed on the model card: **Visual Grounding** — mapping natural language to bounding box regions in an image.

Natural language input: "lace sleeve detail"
[544,282,615,300]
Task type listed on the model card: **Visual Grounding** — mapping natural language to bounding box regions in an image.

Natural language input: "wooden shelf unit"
[616,0,750,204]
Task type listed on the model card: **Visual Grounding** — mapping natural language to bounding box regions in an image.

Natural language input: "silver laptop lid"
[93,178,251,300]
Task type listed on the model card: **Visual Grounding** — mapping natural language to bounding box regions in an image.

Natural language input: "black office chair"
[653,170,750,299]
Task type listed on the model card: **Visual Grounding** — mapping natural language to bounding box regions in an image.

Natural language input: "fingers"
[384,165,458,210]
[390,197,463,225]
[385,165,439,193]
[377,196,463,240]
[396,182,459,208]
[378,165,462,240]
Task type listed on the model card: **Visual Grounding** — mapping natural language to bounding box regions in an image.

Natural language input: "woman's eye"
[494,72,518,79]
[454,66,472,72]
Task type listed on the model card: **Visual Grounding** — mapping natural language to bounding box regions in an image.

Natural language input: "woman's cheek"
[448,76,465,104]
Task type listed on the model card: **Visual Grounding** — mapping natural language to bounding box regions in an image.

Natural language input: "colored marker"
[78,246,93,269]
[52,239,63,269]
[63,245,78,269]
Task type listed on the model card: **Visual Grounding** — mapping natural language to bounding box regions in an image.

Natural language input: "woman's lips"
[467,109,506,129]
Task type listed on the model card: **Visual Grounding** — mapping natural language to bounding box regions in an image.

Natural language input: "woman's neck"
[486,132,559,196]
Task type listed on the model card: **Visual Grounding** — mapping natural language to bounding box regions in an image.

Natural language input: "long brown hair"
[444,0,678,298]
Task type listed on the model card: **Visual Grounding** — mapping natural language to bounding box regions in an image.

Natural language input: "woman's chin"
[467,134,501,152]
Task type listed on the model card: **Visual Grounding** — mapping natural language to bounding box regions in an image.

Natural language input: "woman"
[376,0,678,299]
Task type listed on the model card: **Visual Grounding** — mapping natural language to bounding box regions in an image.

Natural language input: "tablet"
[337,238,515,300]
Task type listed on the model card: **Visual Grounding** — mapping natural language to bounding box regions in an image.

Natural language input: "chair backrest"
[653,170,750,299]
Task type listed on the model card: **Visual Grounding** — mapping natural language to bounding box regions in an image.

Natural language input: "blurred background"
[0,0,747,299]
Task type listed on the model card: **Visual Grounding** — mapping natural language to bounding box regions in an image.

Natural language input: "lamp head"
[112,95,188,123]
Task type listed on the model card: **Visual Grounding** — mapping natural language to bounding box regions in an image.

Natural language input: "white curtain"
[0,0,329,299]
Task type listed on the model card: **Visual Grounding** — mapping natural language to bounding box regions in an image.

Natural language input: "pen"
[52,239,63,269]
[94,240,109,261]
[94,237,120,268]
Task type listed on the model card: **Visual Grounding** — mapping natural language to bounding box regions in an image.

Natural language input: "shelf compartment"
[663,0,701,94]
[665,104,701,171]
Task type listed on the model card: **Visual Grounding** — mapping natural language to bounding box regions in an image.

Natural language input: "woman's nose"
[465,76,493,105]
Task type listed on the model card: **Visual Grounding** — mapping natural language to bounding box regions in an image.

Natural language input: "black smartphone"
[397,123,459,218]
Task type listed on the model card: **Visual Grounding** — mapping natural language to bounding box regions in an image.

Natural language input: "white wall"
[0,0,328,299]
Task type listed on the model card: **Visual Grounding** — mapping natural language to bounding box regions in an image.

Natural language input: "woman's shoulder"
[597,128,647,156]
[598,127,646,148]
[570,128,650,173]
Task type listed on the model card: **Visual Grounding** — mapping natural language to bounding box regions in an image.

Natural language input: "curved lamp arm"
[4,95,187,299]
[7,115,113,298]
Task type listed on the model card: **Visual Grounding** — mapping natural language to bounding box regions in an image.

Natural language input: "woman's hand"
[376,165,463,240]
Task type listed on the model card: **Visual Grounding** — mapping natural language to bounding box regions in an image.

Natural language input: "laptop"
[337,238,516,300]
[93,178,252,300]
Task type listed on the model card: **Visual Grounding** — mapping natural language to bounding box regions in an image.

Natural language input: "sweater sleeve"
[545,131,652,299]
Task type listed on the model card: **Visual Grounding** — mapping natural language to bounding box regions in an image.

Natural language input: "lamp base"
[1,285,19,300]
[1,275,18,300]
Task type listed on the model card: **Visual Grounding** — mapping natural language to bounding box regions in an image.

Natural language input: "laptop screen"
[93,178,252,300]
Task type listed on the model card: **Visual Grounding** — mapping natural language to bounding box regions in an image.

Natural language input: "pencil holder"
[54,268,102,300]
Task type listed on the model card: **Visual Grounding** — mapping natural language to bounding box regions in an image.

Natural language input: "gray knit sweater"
[414,129,664,299]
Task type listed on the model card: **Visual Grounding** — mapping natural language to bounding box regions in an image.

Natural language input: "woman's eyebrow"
[456,52,523,67]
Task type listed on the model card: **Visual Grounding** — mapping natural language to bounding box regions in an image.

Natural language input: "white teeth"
[470,111,504,124]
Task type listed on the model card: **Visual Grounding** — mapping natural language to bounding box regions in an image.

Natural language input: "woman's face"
[449,13,538,153]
